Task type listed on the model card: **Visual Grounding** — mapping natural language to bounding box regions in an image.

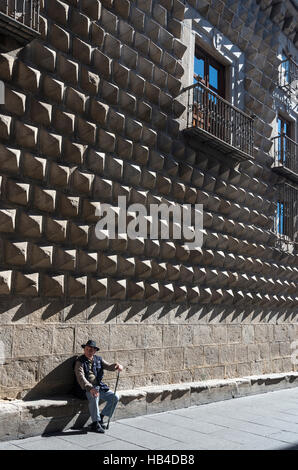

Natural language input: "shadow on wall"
[22,356,91,435]
[2,296,297,327]
[23,356,78,401]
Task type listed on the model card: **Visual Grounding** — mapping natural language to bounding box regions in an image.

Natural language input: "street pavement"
[1,387,298,450]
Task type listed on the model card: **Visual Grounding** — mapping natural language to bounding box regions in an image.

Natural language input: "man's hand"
[90,387,99,397]
[115,363,123,372]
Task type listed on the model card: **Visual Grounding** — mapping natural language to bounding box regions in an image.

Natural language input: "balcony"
[0,0,40,47]
[278,56,298,94]
[182,81,254,161]
[272,134,298,183]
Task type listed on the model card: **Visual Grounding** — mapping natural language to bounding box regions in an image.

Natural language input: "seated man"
[74,339,123,433]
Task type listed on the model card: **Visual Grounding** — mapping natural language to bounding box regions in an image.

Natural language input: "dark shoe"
[90,422,105,434]
[99,414,108,430]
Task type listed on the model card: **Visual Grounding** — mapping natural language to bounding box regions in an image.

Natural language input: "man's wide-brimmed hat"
[81,339,99,351]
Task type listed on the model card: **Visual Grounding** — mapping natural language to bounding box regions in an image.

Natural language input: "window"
[278,115,291,139]
[276,201,285,236]
[277,115,292,165]
[192,46,227,138]
[194,45,225,98]
[272,115,298,179]
[275,183,297,244]
[278,53,298,91]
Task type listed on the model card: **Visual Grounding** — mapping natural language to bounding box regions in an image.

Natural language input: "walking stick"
[106,369,120,430]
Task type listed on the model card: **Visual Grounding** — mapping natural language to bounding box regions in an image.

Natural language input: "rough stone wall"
[0,0,297,400]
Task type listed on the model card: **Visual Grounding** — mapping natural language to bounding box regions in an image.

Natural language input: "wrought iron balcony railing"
[0,0,39,45]
[278,56,298,93]
[272,134,298,183]
[183,81,254,160]
[275,183,298,248]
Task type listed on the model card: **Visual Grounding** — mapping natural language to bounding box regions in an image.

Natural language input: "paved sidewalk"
[1,387,298,450]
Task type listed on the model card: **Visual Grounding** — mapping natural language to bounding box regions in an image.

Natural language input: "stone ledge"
[1,372,298,441]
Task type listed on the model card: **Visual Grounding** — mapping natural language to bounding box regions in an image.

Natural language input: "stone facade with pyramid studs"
[0,0,297,399]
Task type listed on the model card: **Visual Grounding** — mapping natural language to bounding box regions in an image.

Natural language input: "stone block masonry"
[0,0,297,404]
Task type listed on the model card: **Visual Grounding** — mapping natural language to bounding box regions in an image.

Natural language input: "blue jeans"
[86,386,119,423]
